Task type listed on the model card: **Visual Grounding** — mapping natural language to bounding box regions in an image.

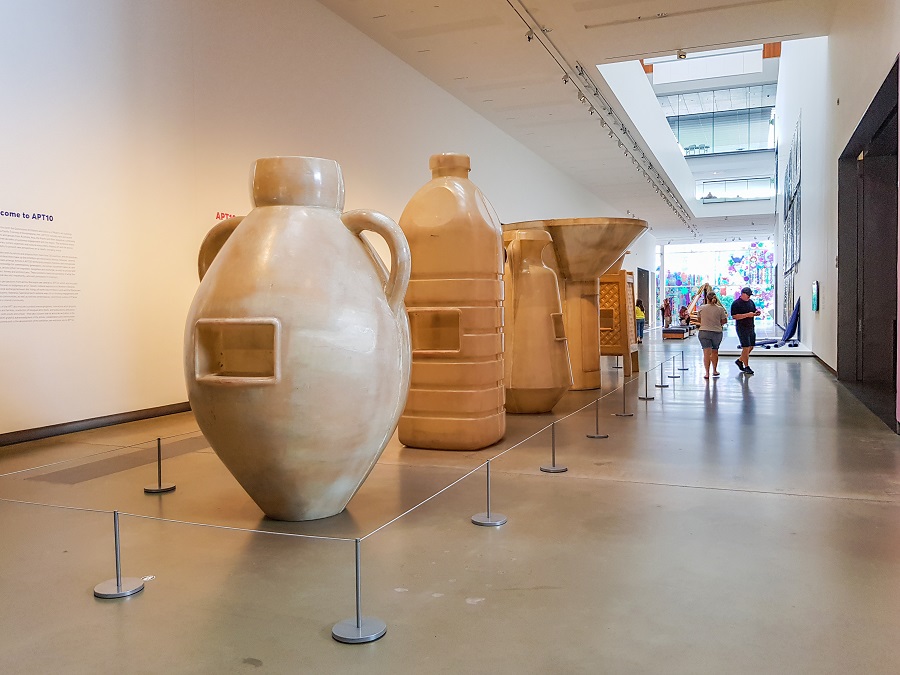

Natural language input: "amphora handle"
[341,209,411,317]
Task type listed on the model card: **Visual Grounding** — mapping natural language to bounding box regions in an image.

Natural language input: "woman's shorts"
[698,330,723,350]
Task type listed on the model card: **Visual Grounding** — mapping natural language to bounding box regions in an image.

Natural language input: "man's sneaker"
[743,367,754,375]
[734,358,745,371]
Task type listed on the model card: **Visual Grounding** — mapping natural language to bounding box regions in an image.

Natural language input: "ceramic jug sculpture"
[503,230,573,413]
[184,156,411,521]
[398,153,505,450]
[502,218,648,389]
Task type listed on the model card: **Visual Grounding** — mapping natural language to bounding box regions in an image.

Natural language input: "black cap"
[740,286,752,295]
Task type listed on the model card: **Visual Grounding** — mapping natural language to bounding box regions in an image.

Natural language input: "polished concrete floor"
[2,328,900,674]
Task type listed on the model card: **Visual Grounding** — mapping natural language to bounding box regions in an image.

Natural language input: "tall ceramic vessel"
[184,156,411,521]
[502,218,648,390]
[503,230,573,413]
[398,153,505,450]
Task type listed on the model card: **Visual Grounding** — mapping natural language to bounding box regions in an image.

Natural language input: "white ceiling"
[317,0,835,242]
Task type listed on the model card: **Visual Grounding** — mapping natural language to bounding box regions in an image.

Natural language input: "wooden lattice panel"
[598,279,621,348]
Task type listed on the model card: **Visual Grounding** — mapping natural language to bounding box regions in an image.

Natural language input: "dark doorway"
[838,58,899,431]
[637,267,649,324]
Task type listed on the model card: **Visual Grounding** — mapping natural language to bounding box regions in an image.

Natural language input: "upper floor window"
[658,85,776,155]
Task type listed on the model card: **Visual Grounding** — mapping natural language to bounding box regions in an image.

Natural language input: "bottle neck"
[432,168,470,179]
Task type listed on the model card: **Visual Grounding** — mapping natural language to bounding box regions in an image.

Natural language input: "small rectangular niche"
[408,308,461,353]
[599,308,615,331]
[551,312,566,340]
[194,318,280,383]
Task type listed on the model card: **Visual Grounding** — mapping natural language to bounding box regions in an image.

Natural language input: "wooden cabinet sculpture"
[599,268,640,377]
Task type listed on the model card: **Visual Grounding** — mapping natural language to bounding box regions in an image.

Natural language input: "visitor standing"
[661,297,672,328]
[731,286,761,374]
[635,299,645,343]
[696,292,727,379]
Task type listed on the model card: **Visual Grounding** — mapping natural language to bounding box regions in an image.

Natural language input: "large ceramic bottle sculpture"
[503,229,573,413]
[184,156,411,521]
[398,153,505,450]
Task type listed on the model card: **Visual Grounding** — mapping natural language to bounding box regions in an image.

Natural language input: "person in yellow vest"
[635,299,645,343]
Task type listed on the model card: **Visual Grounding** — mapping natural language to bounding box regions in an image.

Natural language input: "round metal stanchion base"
[655,384,669,389]
[586,433,609,439]
[144,483,176,494]
[540,464,568,473]
[94,578,144,599]
[614,412,635,417]
[332,617,387,644]
[667,375,680,379]
[471,512,507,526]
[638,396,655,401]
[678,368,689,371]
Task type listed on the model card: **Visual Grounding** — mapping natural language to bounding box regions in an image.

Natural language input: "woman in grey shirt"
[696,292,728,379]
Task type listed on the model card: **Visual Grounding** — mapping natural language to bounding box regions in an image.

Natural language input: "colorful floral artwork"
[659,241,775,318]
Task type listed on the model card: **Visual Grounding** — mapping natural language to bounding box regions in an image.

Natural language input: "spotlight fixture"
[526,29,534,42]
[578,92,586,103]
[562,74,569,84]
[677,49,687,60]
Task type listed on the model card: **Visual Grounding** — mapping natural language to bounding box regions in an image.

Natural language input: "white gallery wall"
[774,2,900,372]
[774,37,832,364]
[0,0,621,435]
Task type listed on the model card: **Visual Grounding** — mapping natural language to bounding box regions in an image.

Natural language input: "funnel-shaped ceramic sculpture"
[503,218,647,390]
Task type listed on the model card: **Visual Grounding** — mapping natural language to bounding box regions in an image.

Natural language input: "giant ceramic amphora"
[184,156,411,521]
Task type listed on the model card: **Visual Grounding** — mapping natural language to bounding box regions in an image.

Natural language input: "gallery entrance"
[637,267,650,323]
[837,59,899,431]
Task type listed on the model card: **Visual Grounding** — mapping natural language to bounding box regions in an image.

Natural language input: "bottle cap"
[429,153,471,174]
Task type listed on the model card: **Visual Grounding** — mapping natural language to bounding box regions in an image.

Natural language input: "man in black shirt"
[731,286,761,374]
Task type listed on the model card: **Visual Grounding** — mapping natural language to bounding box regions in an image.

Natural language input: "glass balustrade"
[696,177,775,203]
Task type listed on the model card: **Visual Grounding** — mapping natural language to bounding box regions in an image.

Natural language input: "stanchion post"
[586,397,609,439]
[94,511,145,599]
[678,350,689,371]
[615,376,634,417]
[541,422,568,472]
[656,360,670,388]
[613,355,622,370]
[638,369,655,400]
[144,437,176,494]
[667,354,680,379]
[332,539,387,644]
[472,460,507,526]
